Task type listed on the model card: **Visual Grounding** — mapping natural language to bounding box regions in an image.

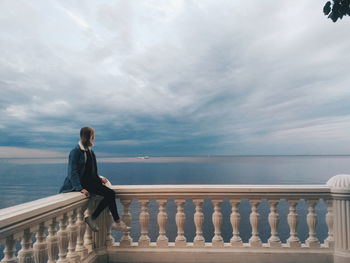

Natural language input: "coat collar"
[78,141,92,151]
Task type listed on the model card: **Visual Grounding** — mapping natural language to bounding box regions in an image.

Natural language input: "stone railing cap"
[326,174,350,194]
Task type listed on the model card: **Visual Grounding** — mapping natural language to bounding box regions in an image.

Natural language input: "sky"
[0,0,350,157]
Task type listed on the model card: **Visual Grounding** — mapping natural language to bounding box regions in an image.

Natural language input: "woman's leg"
[88,184,120,222]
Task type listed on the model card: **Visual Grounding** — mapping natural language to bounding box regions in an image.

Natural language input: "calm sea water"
[0,156,349,257]
[1,156,348,209]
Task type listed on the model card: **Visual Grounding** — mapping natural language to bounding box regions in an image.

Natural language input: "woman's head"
[80,126,95,148]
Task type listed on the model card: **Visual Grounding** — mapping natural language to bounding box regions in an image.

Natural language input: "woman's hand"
[100,177,108,184]
[80,189,89,197]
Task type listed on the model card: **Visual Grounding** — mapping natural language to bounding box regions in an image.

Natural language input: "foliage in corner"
[324,0,350,22]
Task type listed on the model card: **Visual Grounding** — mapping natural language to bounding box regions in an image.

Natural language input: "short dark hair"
[80,126,95,148]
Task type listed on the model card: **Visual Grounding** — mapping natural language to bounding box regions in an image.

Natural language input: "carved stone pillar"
[268,200,281,247]
[175,199,187,247]
[1,234,17,263]
[327,174,350,263]
[75,207,88,260]
[229,199,242,247]
[46,218,59,263]
[287,200,300,248]
[324,199,334,248]
[33,222,48,263]
[66,210,80,263]
[120,199,132,247]
[193,199,205,247]
[138,199,150,247]
[249,200,261,247]
[57,213,69,263]
[212,199,224,247]
[105,211,115,248]
[156,199,168,247]
[18,228,34,263]
[83,200,94,253]
[305,200,320,248]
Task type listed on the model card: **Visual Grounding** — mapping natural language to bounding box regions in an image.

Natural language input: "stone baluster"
[287,200,301,248]
[193,199,205,247]
[268,200,281,247]
[305,200,320,248]
[75,207,88,259]
[156,199,168,247]
[57,213,69,263]
[83,202,94,253]
[66,209,80,263]
[18,228,34,263]
[324,199,334,248]
[0,235,17,263]
[46,218,59,263]
[105,211,115,248]
[138,199,150,247]
[229,199,242,247]
[92,199,110,262]
[120,199,132,247]
[212,199,224,247]
[175,199,187,247]
[33,222,48,263]
[249,200,262,247]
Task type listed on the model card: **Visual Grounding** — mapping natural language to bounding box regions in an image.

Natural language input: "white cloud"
[5,105,29,120]
[102,140,142,146]
[56,3,91,30]
[0,147,65,158]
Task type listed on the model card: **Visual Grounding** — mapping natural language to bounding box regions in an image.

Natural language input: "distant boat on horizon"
[137,156,150,160]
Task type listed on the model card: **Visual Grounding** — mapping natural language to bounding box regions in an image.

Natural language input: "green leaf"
[323,1,332,15]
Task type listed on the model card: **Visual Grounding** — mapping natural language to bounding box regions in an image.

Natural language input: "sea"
[0,155,349,257]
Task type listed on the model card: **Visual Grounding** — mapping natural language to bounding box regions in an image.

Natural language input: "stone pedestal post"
[327,174,350,263]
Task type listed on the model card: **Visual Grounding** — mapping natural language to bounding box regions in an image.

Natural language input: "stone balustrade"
[0,174,349,263]
[0,193,95,263]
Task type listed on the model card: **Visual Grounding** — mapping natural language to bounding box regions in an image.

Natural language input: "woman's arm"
[91,150,109,185]
[68,149,84,191]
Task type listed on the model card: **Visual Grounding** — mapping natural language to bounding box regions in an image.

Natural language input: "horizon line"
[1,154,350,160]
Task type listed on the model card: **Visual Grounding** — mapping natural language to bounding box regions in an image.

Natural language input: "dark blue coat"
[59,144,98,193]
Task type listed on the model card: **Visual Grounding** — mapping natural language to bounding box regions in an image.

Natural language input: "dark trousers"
[85,184,120,221]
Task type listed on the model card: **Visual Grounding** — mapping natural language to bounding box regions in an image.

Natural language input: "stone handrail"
[0,193,86,230]
[0,174,349,263]
[113,184,331,198]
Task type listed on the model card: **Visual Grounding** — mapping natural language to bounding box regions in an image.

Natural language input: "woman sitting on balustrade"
[59,126,130,233]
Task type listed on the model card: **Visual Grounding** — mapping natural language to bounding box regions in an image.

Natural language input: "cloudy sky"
[0,0,350,157]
